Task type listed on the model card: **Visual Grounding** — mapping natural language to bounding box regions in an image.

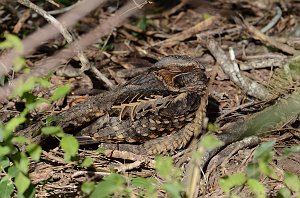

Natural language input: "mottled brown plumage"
[20,55,208,155]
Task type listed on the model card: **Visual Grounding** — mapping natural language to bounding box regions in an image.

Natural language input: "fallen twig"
[240,54,287,70]
[244,20,299,55]
[0,0,108,76]
[12,9,31,34]
[206,39,272,100]
[102,149,155,168]
[18,0,115,89]
[115,161,143,173]
[0,0,148,101]
[72,170,110,178]
[200,88,300,171]
[260,6,282,33]
[154,15,219,47]
[48,1,82,15]
[206,136,260,178]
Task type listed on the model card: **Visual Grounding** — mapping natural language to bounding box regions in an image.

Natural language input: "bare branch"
[0,0,108,76]
[206,39,272,100]
[0,0,148,100]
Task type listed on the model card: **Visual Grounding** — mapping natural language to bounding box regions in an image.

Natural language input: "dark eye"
[173,73,193,88]
[173,71,207,91]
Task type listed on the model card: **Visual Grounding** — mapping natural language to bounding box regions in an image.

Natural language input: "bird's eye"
[173,71,207,92]
[173,73,193,89]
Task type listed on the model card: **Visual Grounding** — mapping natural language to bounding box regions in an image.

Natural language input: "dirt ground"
[1,0,300,197]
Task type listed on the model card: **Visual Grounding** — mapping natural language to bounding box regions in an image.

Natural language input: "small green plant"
[98,37,114,51]
[90,173,130,198]
[155,155,184,198]
[220,141,300,198]
[85,135,223,197]
[0,34,27,87]
[131,17,150,37]
[83,155,184,197]
[0,34,78,197]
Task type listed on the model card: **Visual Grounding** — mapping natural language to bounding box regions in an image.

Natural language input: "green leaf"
[81,181,95,195]
[0,125,4,142]
[4,116,26,134]
[155,156,182,181]
[283,145,300,156]
[0,34,23,53]
[9,34,23,51]
[12,136,29,144]
[90,173,125,198]
[60,135,79,161]
[131,177,155,189]
[24,98,47,112]
[13,57,26,72]
[8,166,19,177]
[131,177,156,197]
[41,126,64,136]
[5,34,23,52]
[21,92,36,104]
[163,182,183,198]
[246,163,260,179]
[284,172,300,192]
[50,84,71,101]
[26,144,42,161]
[12,77,35,97]
[96,147,106,154]
[81,157,93,168]
[35,77,51,88]
[15,172,30,195]
[0,157,10,169]
[202,13,212,20]
[277,187,291,198]
[0,39,13,48]
[219,173,247,194]
[207,123,220,133]
[23,184,36,198]
[137,17,148,30]
[14,153,29,174]
[0,178,14,198]
[258,161,277,179]
[0,146,12,157]
[45,115,63,125]
[155,156,173,178]
[199,134,223,150]
[253,142,275,161]
[247,179,266,198]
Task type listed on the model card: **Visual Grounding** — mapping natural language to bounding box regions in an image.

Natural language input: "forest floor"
[1,0,300,197]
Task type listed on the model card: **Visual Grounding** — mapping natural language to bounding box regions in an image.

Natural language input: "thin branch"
[260,6,282,33]
[47,2,80,15]
[18,0,73,42]
[18,0,114,89]
[0,0,148,101]
[206,39,272,100]
[195,87,300,174]
[244,20,299,55]
[0,0,108,76]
